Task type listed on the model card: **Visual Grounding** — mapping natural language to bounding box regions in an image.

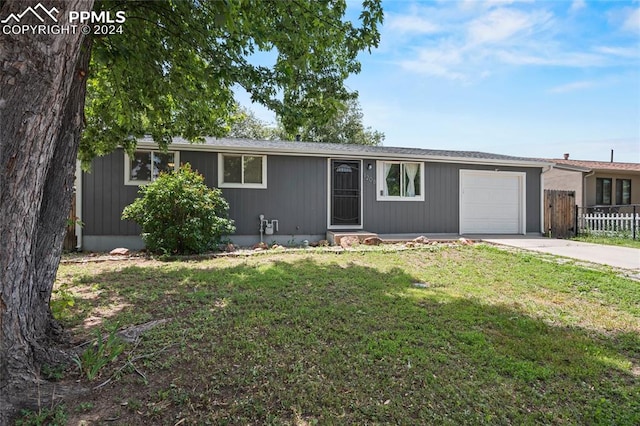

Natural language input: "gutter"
[131,140,552,169]
[540,164,554,234]
[582,170,595,208]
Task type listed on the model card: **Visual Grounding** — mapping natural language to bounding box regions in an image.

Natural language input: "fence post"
[634,205,637,240]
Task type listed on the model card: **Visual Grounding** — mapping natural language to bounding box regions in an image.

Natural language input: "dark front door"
[331,160,361,227]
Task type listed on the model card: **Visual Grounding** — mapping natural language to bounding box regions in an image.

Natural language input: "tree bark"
[0,0,94,422]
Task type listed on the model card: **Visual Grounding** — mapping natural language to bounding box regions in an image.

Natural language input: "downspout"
[577,170,595,236]
[583,170,595,209]
[540,165,553,235]
[75,159,83,251]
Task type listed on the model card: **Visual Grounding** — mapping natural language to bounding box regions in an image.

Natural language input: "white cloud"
[622,7,640,33]
[548,80,595,93]
[484,0,534,7]
[569,0,586,13]
[595,46,640,59]
[607,6,640,34]
[400,47,468,81]
[467,8,553,45]
[386,14,440,35]
[458,0,534,12]
[495,49,607,67]
[388,1,638,84]
[396,6,556,81]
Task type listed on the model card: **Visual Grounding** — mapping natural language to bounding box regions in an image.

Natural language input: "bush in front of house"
[122,163,235,254]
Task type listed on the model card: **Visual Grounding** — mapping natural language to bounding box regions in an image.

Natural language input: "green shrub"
[122,163,235,254]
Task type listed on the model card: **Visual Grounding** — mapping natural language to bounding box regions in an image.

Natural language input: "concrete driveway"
[482,236,640,271]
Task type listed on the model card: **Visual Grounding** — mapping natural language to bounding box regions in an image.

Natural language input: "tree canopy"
[229,99,385,146]
[0,0,383,420]
[227,104,280,140]
[81,0,383,163]
[292,97,385,145]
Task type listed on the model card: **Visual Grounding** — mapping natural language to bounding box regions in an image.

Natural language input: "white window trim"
[124,150,180,186]
[376,160,425,201]
[217,153,267,189]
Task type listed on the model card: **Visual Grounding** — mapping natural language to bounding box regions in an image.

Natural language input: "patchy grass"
[15,404,67,426]
[42,245,639,425]
[573,234,640,249]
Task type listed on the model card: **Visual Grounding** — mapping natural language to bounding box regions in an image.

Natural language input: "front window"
[125,150,178,185]
[596,178,612,205]
[616,179,631,205]
[218,154,267,188]
[377,161,424,201]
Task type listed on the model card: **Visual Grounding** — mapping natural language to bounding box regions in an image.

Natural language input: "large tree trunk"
[0,0,94,422]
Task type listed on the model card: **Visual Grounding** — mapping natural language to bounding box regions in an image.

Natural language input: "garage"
[459,170,526,234]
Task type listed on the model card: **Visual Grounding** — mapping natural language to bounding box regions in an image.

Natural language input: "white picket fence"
[580,213,640,235]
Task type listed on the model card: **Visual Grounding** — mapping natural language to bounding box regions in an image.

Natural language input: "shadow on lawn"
[60,256,639,424]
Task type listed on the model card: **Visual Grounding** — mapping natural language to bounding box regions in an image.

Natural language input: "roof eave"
[133,138,550,168]
[550,163,592,173]
[590,167,640,174]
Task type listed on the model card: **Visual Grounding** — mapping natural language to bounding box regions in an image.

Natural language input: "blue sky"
[238,0,640,162]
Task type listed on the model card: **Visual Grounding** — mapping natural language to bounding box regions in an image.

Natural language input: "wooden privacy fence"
[580,213,640,235]
[63,194,77,250]
[544,190,576,239]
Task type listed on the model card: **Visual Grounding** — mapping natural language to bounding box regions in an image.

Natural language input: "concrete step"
[326,231,379,245]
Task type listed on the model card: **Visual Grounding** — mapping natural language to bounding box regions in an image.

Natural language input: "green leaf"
[81,0,383,164]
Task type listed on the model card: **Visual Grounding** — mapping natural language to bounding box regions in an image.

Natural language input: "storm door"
[330,160,361,227]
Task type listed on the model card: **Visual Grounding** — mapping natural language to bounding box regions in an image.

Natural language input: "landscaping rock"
[109,247,130,256]
[224,243,236,253]
[458,237,473,246]
[318,240,329,247]
[271,244,285,251]
[363,236,383,246]
[413,282,431,288]
[252,242,268,250]
[413,236,429,244]
[340,236,360,248]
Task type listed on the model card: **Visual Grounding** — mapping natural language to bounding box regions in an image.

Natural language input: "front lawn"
[573,234,640,249]
[41,245,639,425]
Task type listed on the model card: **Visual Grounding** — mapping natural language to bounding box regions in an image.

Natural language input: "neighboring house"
[544,157,640,209]
[75,138,550,251]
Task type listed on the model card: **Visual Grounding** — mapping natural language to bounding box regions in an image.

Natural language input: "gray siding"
[82,150,327,238]
[525,167,542,232]
[181,151,217,187]
[362,160,541,234]
[82,149,541,245]
[82,150,141,236]
[221,155,327,237]
[362,161,457,233]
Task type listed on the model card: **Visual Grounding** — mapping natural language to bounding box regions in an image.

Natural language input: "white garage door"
[459,170,526,234]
